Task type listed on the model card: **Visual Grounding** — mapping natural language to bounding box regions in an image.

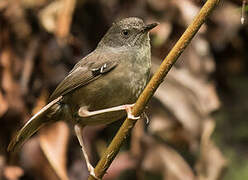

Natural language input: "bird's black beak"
[143,23,159,32]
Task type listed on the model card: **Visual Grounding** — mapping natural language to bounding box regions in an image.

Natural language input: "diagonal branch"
[88,0,220,179]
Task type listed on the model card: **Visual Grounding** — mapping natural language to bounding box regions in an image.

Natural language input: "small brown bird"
[8,17,158,178]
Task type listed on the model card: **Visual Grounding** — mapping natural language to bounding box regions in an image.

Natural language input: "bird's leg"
[78,104,140,120]
[74,125,100,180]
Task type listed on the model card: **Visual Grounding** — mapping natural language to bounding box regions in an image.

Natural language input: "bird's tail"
[8,96,62,152]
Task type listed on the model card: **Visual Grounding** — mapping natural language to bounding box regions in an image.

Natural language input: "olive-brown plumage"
[8,17,158,178]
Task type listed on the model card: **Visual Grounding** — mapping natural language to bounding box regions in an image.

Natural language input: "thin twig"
[241,0,246,24]
[88,0,220,179]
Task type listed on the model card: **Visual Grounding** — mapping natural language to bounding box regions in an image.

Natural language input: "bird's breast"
[66,47,151,126]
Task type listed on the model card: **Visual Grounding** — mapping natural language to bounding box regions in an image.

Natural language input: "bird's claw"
[88,165,100,180]
[125,104,140,120]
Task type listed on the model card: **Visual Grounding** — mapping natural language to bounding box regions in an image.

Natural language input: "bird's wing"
[49,51,118,101]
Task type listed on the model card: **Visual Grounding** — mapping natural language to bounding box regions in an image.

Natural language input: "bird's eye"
[122,29,129,36]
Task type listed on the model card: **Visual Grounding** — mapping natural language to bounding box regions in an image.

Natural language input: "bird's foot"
[124,104,140,120]
[87,163,100,180]
[78,104,140,120]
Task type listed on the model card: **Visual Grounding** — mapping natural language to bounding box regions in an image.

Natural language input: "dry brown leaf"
[167,68,220,114]
[1,47,24,113]
[4,0,31,39]
[148,100,196,148]
[0,91,8,117]
[209,2,241,48]
[21,137,60,180]
[151,54,220,140]
[1,48,14,93]
[20,38,39,95]
[0,156,6,179]
[21,0,49,8]
[3,166,24,180]
[195,120,227,180]
[147,0,171,11]
[0,0,8,10]
[142,136,195,180]
[153,75,202,138]
[173,0,206,33]
[39,122,69,180]
[55,0,76,39]
[38,1,64,33]
[180,37,215,77]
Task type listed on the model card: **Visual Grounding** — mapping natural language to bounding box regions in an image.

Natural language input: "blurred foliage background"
[0,0,248,180]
